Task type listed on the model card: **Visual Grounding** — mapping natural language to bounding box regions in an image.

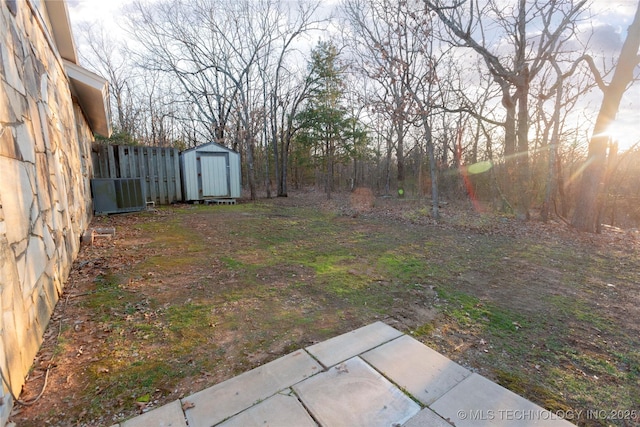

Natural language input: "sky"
[66,0,640,152]
[67,0,124,29]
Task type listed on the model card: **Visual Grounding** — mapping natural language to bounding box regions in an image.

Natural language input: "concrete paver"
[305,321,403,368]
[217,391,317,427]
[430,373,574,426]
[117,322,575,427]
[293,357,420,427]
[183,349,322,427]
[362,334,471,405]
[121,400,186,427]
[403,408,454,427]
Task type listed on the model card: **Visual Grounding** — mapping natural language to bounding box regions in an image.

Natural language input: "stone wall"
[0,1,94,423]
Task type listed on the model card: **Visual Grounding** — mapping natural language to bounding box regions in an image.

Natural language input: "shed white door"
[200,153,229,197]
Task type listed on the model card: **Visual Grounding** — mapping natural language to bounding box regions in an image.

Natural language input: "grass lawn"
[13,193,640,426]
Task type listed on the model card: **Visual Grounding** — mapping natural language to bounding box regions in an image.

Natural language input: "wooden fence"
[92,144,182,205]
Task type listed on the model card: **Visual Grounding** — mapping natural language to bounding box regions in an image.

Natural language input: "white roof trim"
[43,0,78,64]
[64,60,112,137]
[181,141,239,154]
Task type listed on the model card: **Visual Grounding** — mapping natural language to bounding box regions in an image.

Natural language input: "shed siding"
[180,142,241,201]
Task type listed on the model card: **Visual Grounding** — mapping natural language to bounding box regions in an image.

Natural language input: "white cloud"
[587,23,623,52]
[67,0,131,32]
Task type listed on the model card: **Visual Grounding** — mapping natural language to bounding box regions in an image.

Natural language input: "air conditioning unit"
[91,178,146,214]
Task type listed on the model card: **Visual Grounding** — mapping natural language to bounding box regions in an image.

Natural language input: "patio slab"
[120,400,186,427]
[362,334,471,405]
[403,408,455,427]
[116,322,575,427]
[305,321,403,368]
[182,349,321,427]
[293,356,420,427]
[216,391,317,427]
[430,373,574,426]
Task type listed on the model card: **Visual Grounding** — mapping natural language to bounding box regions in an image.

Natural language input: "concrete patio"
[113,322,574,427]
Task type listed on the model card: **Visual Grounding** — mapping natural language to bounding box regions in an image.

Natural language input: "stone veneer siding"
[0,1,94,423]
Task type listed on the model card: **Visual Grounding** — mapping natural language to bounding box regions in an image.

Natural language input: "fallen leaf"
[182,401,195,411]
[136,394,151,403]
[512,322,522,330]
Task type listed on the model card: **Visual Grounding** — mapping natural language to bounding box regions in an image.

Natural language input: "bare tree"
[343,0,442,216]
[572,0,640,232]
[76,23,141,140]
[261,1,326,197]
[125,0,297,199]
[534,55,595,222]
[425,0,587,219]
[343,0,423,198]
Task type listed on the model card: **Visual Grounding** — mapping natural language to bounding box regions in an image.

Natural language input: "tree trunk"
[264,152,271,199]
[542,70,563,223]
[515,73,531,220]
[271,128,280,198]
[385,136,392,196]
[246,138,257,200]
[279,130,290,197]
[501,86,518,213]
[352,157,357,191]
[397,119,405,197]
[572,1,640,232]
[423,116,439,219]
[596,142,618,231]
[417,139,424,197]
[501,86,517,159]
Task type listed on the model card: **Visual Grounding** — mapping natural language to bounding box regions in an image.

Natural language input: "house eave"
[43,0,78,64]
[64,61,112,137]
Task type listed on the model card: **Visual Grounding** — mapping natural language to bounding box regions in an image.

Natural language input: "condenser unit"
[91,178,146,214]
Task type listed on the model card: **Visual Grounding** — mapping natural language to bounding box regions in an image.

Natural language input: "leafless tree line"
[76,0,640,231]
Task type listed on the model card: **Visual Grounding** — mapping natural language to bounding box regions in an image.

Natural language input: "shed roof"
[180,141,239,155]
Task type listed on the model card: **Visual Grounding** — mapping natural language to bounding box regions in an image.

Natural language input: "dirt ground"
[9,190,640,426]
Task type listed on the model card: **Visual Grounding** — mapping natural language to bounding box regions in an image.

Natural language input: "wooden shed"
[180,142,241,201]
